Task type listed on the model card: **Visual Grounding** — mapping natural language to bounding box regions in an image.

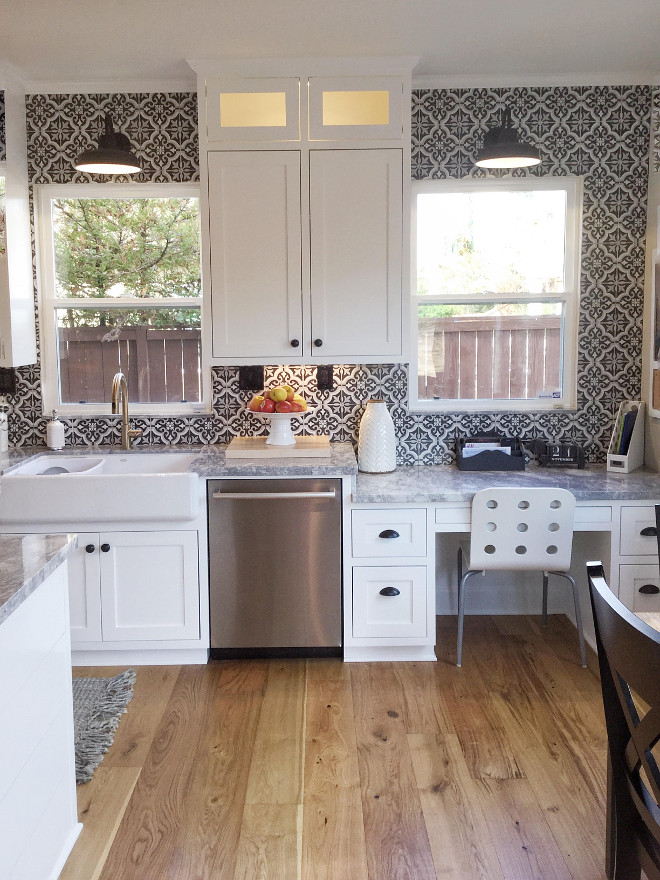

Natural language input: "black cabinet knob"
[314,338,323,347]
[639,583,660,595]
[379,586,401,597]
[290,339,300,348]
[85,544,95,554]
[640,526,658,537]
[378,529,400,539]
[100,543,111,553]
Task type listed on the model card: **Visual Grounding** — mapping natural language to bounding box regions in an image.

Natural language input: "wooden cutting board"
[226,435,331,458]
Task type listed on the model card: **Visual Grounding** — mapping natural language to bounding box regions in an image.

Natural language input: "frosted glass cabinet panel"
[206,77,300,142]
[308,77,403,140]
[207,151,303,359]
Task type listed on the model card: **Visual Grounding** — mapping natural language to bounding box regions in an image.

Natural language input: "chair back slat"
[587,561,660,878]
[469,487,575,571]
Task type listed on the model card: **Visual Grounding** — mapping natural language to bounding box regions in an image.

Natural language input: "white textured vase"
[358,399,397,473]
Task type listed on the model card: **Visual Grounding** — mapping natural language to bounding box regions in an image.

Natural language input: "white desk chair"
[457,487,587,668]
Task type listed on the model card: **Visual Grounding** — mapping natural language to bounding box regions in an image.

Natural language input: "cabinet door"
[309,149,402,359]
[67,533,103,643]
[308,77,403,141]
[205,77,300,143]
[99,531,200,641]
[208,151,303,359]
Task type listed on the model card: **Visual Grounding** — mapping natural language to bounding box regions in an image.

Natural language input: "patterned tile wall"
[0,86,655,463]
[653,86,660,173]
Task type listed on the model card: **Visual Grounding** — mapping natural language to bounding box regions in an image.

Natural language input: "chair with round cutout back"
[457,487,587,668]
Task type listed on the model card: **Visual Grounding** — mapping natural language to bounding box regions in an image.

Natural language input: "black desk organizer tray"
[456,436,526,471]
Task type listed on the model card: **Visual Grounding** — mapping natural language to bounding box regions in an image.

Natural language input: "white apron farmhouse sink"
[0,451,200,524]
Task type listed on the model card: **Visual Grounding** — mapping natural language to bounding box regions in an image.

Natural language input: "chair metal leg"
[551,570,587,668]
[542,571,549,625]
[457,570,480,667]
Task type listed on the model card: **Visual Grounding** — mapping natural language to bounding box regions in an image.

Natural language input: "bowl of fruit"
[247,385,311,446]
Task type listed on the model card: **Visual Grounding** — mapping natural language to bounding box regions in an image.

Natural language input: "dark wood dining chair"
[587,560,660,880]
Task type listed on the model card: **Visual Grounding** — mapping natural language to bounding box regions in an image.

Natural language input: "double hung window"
[37,183,205,415]
[411,177,581,411]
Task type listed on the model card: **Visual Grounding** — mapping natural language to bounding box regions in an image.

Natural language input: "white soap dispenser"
[46,409,66,450]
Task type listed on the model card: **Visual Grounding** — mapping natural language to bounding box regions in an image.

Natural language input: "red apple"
[290,401,303,412]
[248,395,265,412]
[260,398,276,413]
[275,400,293,413]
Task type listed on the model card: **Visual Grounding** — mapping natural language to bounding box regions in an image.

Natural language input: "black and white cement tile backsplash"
[2,86,659,464]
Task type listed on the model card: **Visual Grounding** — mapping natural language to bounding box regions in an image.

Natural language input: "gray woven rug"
[72,669,136,785]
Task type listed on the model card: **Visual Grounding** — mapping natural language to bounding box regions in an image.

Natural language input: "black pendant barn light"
[74,113,141,174]
[474,107,541,169]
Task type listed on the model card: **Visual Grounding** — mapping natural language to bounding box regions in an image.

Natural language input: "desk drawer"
[351,509,427,558]
[352,566,427,638]
[619,563,660,612]
[575,505,612,524]
[620,506,658,556]
[435,506,470,530]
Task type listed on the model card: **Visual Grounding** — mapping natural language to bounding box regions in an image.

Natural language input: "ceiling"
[1,0,659,90]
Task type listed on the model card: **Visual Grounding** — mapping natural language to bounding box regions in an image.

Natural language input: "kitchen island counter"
[0,532,77,625]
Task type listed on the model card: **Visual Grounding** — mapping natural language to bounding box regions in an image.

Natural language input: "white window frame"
[36,182,209,417]
[409,176,582,413]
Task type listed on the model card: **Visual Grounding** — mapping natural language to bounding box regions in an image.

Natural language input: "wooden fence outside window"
[58,326,202,404]
[418,314,562,401]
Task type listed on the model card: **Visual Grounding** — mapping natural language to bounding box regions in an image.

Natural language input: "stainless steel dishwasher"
[208,478,342,658]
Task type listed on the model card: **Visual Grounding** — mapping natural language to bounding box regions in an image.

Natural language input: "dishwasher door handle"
[212,490,337,500]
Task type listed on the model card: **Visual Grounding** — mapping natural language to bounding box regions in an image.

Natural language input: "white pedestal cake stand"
[251,409,312,446]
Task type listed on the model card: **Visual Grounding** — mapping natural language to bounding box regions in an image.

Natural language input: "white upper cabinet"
[309,149,402,360]
[193,58,414,365]
[207,150,303,360]
[0,72,37,367]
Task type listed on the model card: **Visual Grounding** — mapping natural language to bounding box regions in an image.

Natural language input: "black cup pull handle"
[290,339,300,348]
[378,529,400,539]
[379,586,401,597]
[85,544,95,554]
[639,584,660,595]
[100,543,111,553]
[640,526,658,537]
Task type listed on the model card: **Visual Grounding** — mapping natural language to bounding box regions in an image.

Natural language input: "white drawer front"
[351,509,427,558]
[620,506,658,556]
[434,506,470,530]
[352,566,427,638]
[619,563,660,612]
[575,505,612,524]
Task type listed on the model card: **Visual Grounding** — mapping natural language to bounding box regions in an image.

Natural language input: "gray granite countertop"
[188,442,357,476]
[0,442,358,478]
[0,534,78,625]
[354,463,660,503]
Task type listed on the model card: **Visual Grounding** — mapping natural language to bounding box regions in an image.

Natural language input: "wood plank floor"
[60,615,610,880]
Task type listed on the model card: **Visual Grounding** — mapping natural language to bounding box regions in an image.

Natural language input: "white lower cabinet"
[352,566,427,638]
[68,530,200,644]
[615,502,660,612]
[345,505,434,661]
